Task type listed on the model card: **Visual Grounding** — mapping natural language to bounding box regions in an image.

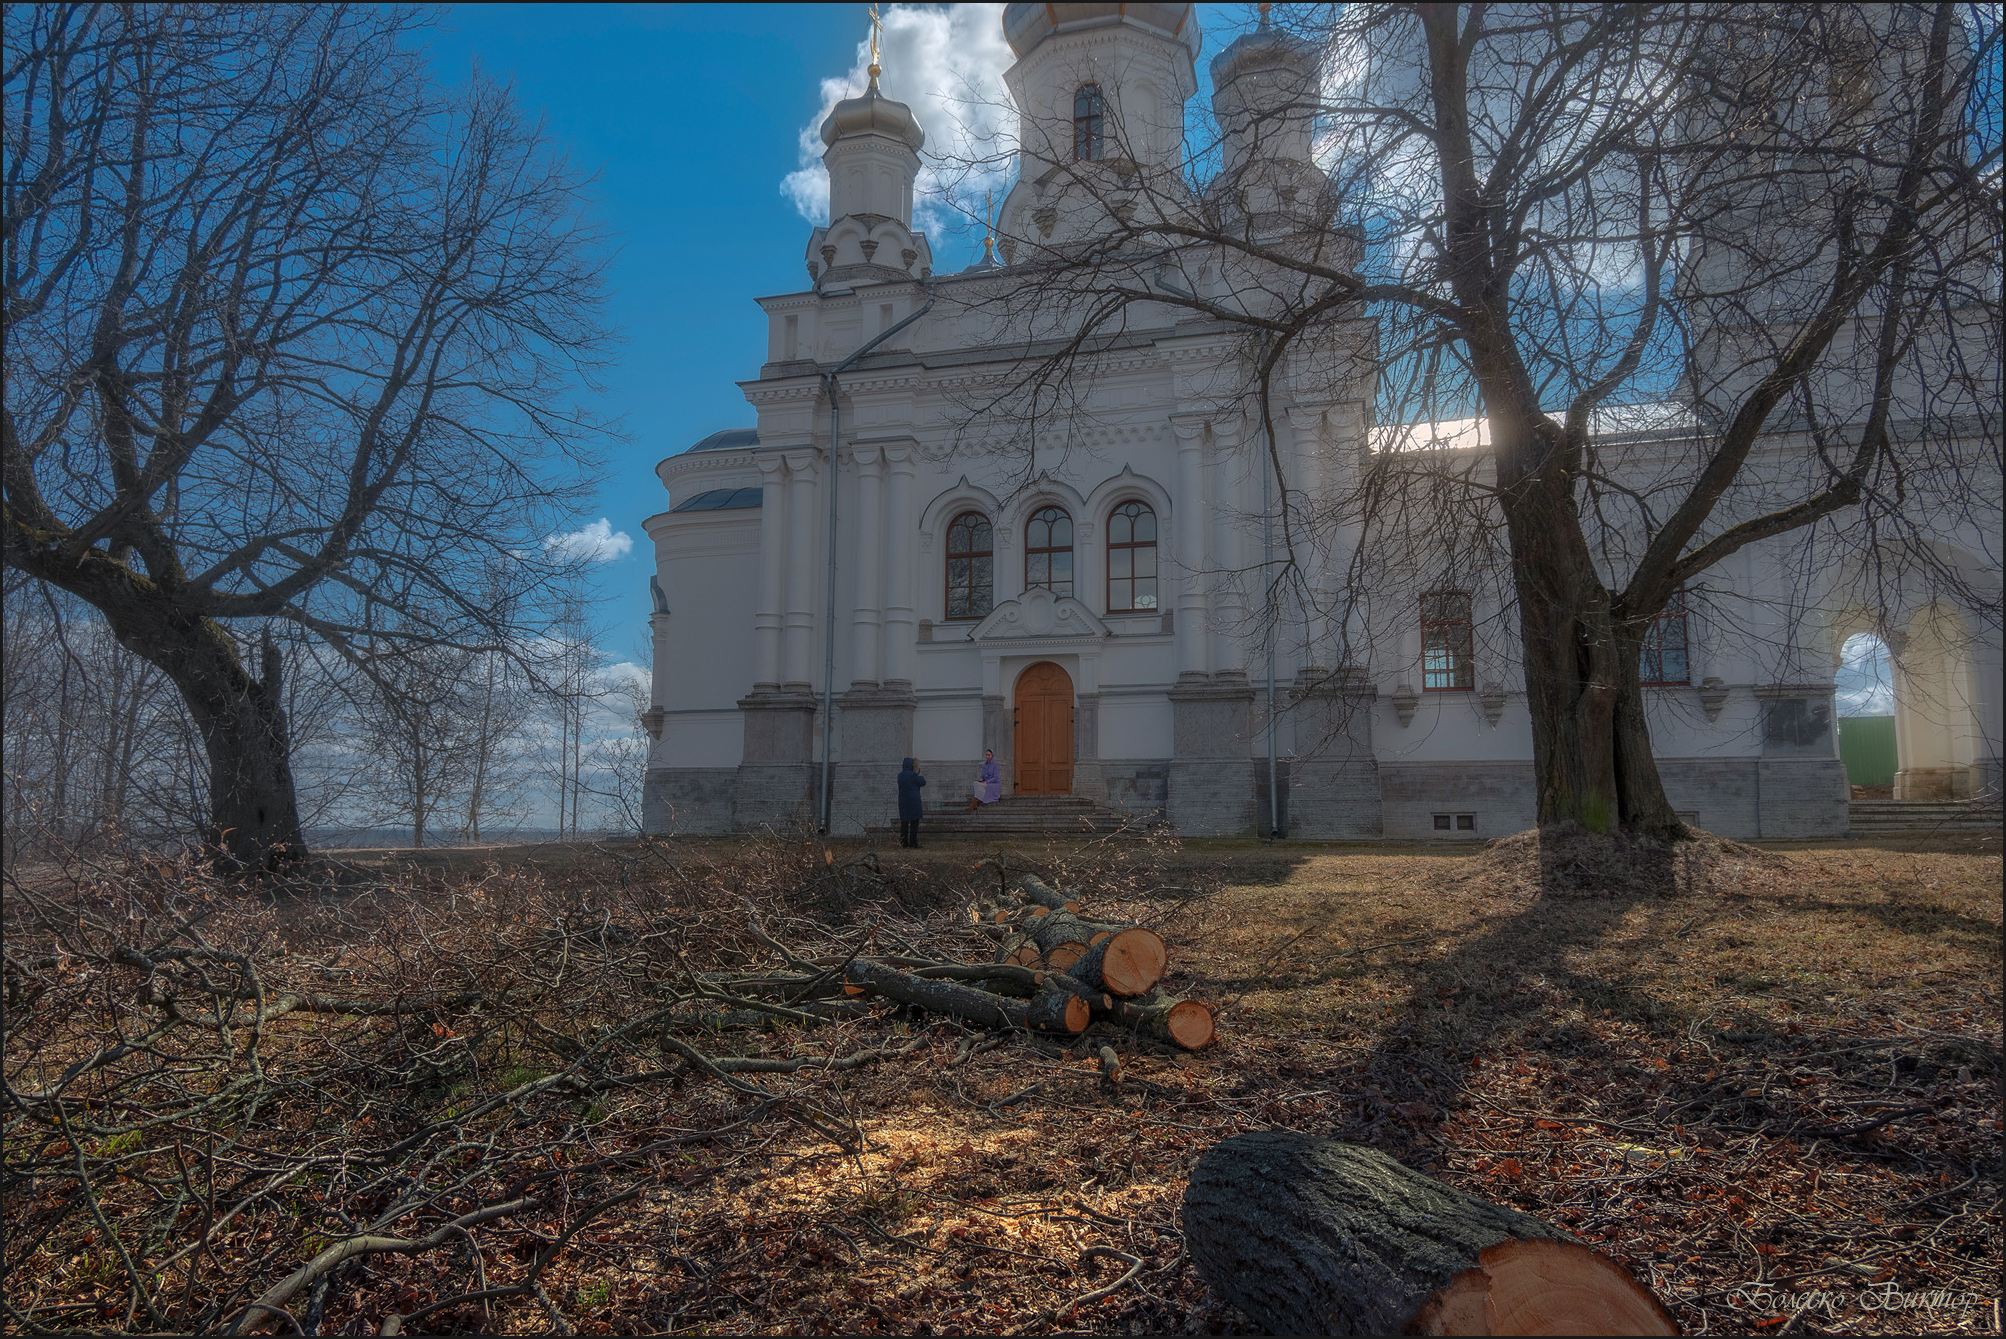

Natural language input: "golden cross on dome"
[982,189,996,261]
[868,4,883,82]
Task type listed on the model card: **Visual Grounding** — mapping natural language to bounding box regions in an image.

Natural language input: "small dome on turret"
[820,74,925,152]
[1210,6,1317,90]
[1003,3,1199,59]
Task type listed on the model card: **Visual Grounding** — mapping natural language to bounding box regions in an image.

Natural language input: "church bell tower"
[805,12,932,288]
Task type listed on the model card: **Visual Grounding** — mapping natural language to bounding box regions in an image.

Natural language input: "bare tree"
[936,1,2000,837]
[351,639,477,849]
[542,601,602,840]
[2,4,610,868]
[582,660,651,836]
[3,578,208,850]
[456,648,536,843]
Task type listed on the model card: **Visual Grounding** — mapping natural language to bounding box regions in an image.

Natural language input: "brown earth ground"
[5,827,2000,1335]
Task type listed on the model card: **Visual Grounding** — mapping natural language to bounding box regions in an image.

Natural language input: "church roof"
[687,428,760,453]
[1003,3,1199,59]
[1210,9,1318,89]
[671,485,763,513]
[820,77,925,152]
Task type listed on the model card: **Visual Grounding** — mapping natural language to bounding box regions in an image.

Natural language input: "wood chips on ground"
[4,826,1999,1335]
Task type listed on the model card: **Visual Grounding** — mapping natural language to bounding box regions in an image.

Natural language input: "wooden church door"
[1012,662,1075,795]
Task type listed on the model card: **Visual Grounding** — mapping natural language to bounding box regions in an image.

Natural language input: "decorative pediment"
[971,589,1108,643]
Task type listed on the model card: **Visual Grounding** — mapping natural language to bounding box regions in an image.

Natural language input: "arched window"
[1106,501,1157,612]
[1024,506,1074,598]
[945,512,993,620]
[1639,592,1690,686]
[1073,84,1104,161]
[1421,591,1474,691]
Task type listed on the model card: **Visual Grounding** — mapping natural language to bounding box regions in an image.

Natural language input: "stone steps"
[870,795,1154,838]
[1847,799,2003,835]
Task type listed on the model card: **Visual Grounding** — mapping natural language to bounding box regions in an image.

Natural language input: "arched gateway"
[1013,662,1075,795]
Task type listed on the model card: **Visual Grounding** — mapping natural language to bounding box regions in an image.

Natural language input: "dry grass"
[5,828,1999,1335]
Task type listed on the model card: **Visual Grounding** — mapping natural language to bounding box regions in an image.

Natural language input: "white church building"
[641,2,2001,840]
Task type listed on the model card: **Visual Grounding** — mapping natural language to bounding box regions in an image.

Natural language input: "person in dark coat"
[896,757,926,848]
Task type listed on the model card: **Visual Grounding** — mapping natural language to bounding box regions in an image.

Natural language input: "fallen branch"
[1009,1247,1145,1333]
[228,1197,537,1334]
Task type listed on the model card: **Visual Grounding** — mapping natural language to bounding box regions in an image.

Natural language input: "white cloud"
[595,659,651,698]
[781,3,1014,236]
[545,518,633,563]
[1835,633,1894,716]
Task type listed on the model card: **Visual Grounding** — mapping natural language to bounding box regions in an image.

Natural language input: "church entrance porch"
[1013,662,1075,795]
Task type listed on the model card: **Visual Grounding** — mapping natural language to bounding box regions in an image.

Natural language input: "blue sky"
[421,3,1245,660]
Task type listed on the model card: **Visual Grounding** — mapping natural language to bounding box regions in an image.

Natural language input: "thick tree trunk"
[1502,473,1684,838]
[1183,1132,1677,1335]
[103,605,306,870]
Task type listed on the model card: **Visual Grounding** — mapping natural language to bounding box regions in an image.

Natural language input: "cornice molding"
[660,450,757,477]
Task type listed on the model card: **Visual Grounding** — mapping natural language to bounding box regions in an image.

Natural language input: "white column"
[1210,419,1247,677]
[752,455,788,691]
[782,450,819,690]
[1287,405,1333,667]
[1172,417,1210,681]
[849,444,885,687]
[649,609,672,704]
[880,445,918,688]
[1329,403,1372,670]
[645,606,671,757]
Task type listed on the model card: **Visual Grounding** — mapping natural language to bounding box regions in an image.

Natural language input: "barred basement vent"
[1433,813,1477,832]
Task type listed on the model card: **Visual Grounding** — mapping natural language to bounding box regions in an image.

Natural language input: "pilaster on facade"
[1207,417,1249,678]
[879,441,920,689]
[848,443,886,688]
[753,455,790,691]
[1167,671,1257,835]
[1170,414,1211,682]
[781,451,821,689]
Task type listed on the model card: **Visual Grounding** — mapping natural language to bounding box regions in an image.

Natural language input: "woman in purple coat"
[966,748,1002,811]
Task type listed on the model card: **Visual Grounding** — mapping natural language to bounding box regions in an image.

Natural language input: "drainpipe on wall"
[819,287,935,834]
[1263,418,1282,839]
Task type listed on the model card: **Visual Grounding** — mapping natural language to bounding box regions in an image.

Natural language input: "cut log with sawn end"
[1183,1132,1677,1336]
[1026,912,1164,993]
[1095,992,1214,1050]
[994,932,1043,968]
[1012,873,1081,914]
[843,959,1087,1034]
[1024,911,1093,968]
[1066,925,1167,997]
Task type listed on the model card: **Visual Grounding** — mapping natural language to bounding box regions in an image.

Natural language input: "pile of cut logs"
[839,873,1214,1050]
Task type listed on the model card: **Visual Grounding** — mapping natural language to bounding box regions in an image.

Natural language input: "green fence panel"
[1837,715,1897,787]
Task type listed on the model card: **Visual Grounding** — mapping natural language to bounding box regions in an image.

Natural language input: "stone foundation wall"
[1251,759,1292,836]
[1754,758,1850,838]
[642,768,736,835]
[829,762,905,834]
[1167,759,1258,835]
[1168,677,1257,835]
[731,764,818,832]
[916,762,980,814]
[1378,762,1537,840]
[644,737,1851,841]
[1101,762,1169,817]
[1287,758,1383,839]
